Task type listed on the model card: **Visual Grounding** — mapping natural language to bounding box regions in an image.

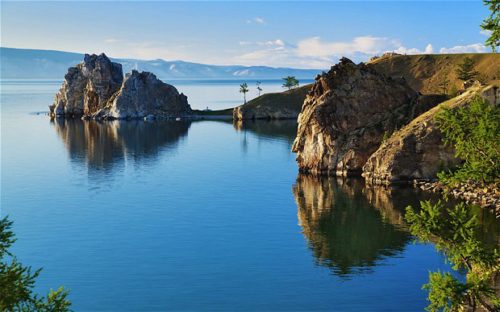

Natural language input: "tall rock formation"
[50,53,123,117]
[292,58,419,176]
[93,70,191,120]
[50,54,191,120]
[362,85,499,184]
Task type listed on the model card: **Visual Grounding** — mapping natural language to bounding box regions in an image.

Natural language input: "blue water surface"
[1,80,493,312]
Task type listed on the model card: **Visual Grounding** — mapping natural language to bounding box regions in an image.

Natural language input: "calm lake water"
[1,80,498,311]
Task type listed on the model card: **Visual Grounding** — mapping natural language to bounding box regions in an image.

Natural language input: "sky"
[0,1,493,69]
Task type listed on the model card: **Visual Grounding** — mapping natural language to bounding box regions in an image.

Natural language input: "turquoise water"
[1,80,497,311]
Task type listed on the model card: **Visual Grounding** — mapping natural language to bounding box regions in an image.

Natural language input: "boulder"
[292,57,419,176]
[362,85,499,184]
[50,53,123,117]
[94,70,191,120]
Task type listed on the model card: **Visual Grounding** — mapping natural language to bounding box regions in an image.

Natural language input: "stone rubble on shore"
[413,179,500,216]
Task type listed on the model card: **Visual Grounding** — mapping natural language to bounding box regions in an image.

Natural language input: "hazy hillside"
[369,53,499,94]
[0,47,320,80]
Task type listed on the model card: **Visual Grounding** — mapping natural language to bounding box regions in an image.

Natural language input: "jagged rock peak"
[50,53,123,117]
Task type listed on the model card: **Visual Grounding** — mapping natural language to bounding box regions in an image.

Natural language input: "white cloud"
[439,43,487,54]
[246,17,266,25]
[297,36,396,57]
[105,38,119,43]
[239,39,285,47]
[394,43,433,55]
[480,29,492,36]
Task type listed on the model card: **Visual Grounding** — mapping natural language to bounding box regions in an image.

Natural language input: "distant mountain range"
[0,47,321,80]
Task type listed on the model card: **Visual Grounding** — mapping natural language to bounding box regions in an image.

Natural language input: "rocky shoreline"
[412,180,500,217]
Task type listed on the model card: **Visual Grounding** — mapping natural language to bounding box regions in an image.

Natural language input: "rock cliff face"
[362,85,499,184]
[233,85,311,120]
[292,58,419,176]
[93,70,191,120]
[50,54,123,117]
[50,54,191,120]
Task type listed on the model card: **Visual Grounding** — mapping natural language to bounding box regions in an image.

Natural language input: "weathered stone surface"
[362,85,499,184]
[291,57,419,176]
[94,70,191,120]
[233,85,311,120]
[50,53,123,117]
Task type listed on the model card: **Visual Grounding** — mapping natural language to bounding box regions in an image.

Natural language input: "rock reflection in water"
[293,175,412,277]
[52,118,191,171]
[233,119,297,143]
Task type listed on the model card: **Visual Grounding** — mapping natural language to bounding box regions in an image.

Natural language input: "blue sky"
[0,1,492,68]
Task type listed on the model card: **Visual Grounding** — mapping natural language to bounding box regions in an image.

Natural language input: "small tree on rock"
[456,57,479,82]
[239,82,249,104]
[282,76,299,90]
[256,81,263,96]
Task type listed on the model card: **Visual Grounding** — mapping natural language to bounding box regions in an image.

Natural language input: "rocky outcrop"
[292,57,420,176]
[50,54,191,120]
[50,53,123,117]
[233,84,310,120]
[362,85,499,184]
[93,70,191,120]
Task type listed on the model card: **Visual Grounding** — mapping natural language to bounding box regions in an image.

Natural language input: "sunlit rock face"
[292,174,410,277]
[52,119,191,171]
[94,70,191,120]
[51,53,123,117]
[362,85,499,184]
[50,54,192,120]
[292,57,419,176]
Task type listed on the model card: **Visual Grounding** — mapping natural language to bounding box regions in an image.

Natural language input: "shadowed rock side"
[52,119,191,171]
[50,53,123,117]
[292,58,420,176]
[94,70,191,120]
[362,85,499,184]
[233,84,311,120]
[50,53,192,120]
[292,174,410,277]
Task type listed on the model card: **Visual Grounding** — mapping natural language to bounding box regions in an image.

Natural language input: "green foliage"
[423,271,467,312]
[0,217,71,312]
[405,201,499,312]
[455,57,478,82]
[239,82,249,103]
[481,0,499,52]
[282,76,299,90]
[435,96,500,185]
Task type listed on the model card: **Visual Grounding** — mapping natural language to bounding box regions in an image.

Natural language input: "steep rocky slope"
[292,58,420,176]
[362,84,499,184]
[233,84,311,120]
[369,53,499,94]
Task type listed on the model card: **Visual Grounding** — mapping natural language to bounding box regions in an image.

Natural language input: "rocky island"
[49,53,191,120]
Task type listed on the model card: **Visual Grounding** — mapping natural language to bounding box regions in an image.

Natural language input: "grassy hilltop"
[369,53,499,94]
